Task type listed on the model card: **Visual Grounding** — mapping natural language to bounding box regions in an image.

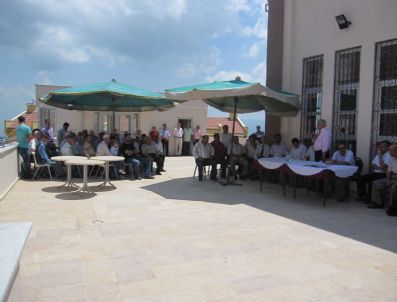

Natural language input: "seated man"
[83,134,97,158]
[153,137,166,171]
[36,134,66,178]
[96,134,121,179]
[227,136,249,180]
[256,136,270,159]
[141,137,164,175]
[269,134,288,157]
[60,133,76,156]
[369,144,397,211]
[119,135,154,179]
[289,138,307,160]
[192,135,217,181]
[329,142,355,202]
[210,133,227,178]
[244,135,259,178]
[29,128,41,156]
[357,140,391,203]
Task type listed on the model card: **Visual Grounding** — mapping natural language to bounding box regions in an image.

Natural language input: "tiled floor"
[1,156,397,301]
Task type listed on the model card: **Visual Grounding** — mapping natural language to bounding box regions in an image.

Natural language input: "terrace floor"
[1,156,397,302]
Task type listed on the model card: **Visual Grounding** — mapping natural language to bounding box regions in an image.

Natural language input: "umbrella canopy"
[40,79,176,112]
[165,78,300,116]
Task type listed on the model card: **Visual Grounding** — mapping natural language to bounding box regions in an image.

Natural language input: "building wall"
[280,0,397,170]
[140,100,208,155]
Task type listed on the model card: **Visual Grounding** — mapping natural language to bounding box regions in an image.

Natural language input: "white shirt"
[244,143,257,159]
[192,142,214,159]
[290,144,307,160]
[314,127,332,153]
[28,139,38,155]
[60,142,73,156]
[220,133,233,149]
[173,127,183,138]
[331,150,355,165]
[227,143,244,156]
[372,151,392,173]
[305,146,315,161]
[96,141,112,156]
[256,144,270,159]
[270,143,288,157]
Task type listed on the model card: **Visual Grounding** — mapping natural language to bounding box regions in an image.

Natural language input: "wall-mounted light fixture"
[335,14,351,30]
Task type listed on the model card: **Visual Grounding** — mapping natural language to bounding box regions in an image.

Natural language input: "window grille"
[301,55,323,146]
[332,47,361,154]
[372,39,397,153]
[39,108,55,129]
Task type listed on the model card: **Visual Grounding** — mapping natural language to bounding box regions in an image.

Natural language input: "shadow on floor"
[55,192,97,200]
[142,176,397,253]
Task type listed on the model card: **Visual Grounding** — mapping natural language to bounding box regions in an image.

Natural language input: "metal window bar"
[372,38,397,156]
[332,47,361,154]
[301,55,323,147]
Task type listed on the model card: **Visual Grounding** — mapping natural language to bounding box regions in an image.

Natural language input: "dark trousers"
[215,157,227,178]
[357,173,386,200]
[196,158,217,180]
[18,147,31,177]
[148,153,164,174]
[161,139,169,156]
[182,141,191,156]
[315,150,330,162]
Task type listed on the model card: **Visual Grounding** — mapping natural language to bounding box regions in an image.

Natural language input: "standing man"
[57,122,69,146]
[149,126,159,141]
[16,116,32,178]
[160,124,171,156]
[313,119,332,162]
[193,125,202,145]
[220,125,233,151]
[193,135,217,181]
[41,119,55,142]
[182,124,193,156]
[253,125,265,141]
[173,122,183,156]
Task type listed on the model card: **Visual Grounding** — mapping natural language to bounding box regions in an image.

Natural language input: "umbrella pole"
[220,96,242,186]
[112,111,115,134]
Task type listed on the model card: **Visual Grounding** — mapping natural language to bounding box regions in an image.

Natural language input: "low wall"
[0,144,19,200]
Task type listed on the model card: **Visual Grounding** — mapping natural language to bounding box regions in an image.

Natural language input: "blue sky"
[0,0,267,135]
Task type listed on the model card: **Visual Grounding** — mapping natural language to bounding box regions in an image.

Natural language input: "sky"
[0,0,268,135]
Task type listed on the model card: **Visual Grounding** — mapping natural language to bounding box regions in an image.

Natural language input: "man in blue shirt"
[16,116,32,178]
[36,134,65,178]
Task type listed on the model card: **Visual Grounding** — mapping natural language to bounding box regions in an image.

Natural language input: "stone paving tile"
[1,156,397,301]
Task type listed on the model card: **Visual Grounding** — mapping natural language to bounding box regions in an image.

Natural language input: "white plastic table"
[91,156,125,188]
[51,156,88,190]
[65,159,105,193]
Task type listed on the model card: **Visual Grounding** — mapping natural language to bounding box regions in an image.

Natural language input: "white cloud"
[34,70,52,85]
[177,47,222,79]
[243,15,267,39]
[227,0,251,12]
[205,60,266,83]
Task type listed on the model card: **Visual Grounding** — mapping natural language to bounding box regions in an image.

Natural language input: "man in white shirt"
[256,136,270,159]
[182,125,193,156]
[193,125,202,145]
[369,144,397,213]
[173,123,183,156]
[330,142,355,202]
[228,136,249,179]
[60,134,76,156]
[244,135,258,160]
[357,141,391,202]
[219,125,233,150]
[96,135,112,156]
[269,134,288,157]
[289,138,307,160]
[192,135,217,181]
[313,119,332,162]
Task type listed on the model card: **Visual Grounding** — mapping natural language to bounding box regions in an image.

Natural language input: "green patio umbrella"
[40,79,176,131]
[165,77,300,185]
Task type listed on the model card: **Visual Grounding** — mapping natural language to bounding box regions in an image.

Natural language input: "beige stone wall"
[0,145,18,200]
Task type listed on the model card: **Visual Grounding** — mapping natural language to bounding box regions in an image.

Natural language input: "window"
[333,47,361,154]
[372,39,397,152]
[39,108,55,129]
[301,55,323,146]
[119,115,131,133]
